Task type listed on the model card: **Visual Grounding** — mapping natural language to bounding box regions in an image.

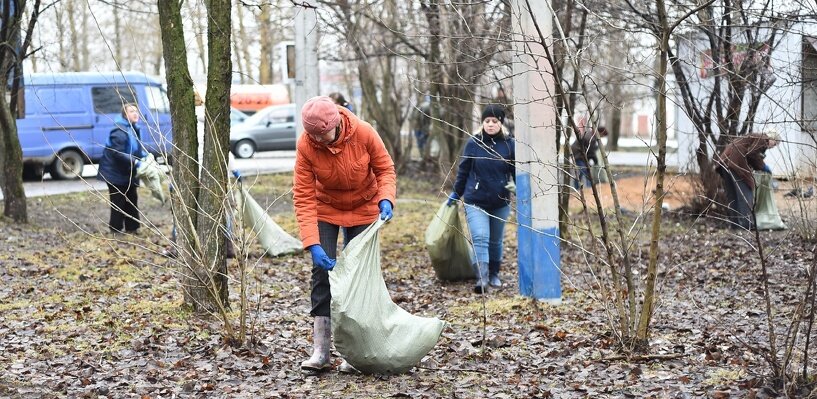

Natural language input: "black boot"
[473,262,489,294]
[488,261,502,288]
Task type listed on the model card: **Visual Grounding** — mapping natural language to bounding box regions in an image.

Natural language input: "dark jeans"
[310,221,370,317]
[718,168,754,229]
[107,183,140,233]
[573,159,592,189]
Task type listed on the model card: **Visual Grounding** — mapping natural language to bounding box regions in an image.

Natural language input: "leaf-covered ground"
[1,171,815,398]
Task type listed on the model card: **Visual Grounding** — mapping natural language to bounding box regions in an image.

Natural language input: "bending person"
[716,132,779,230]
[293,95,396,373]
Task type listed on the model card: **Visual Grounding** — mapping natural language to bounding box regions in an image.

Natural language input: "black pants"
[107,183,140,233]
[310,221,369,317]
[718,169,754,229]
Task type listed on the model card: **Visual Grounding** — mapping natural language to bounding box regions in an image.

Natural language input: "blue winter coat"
[453,131,515,210]
[97,116,146,187]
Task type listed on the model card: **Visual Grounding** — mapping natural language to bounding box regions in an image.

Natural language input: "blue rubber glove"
[232,170,243,182]
[378,200,393,221]
[762,164,772,173]
[308,245,336,271]
[447,192,459,206]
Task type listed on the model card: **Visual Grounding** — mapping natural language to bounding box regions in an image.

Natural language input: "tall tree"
[255,2,273,84]
[157,0,231,312]
[0,0,42,223]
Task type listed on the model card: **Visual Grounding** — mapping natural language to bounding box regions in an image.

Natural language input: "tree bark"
[636,0,670,343]
[0,0,37,223]
[256,4,273,84]
[200,0,232,309]
[158,0,208,311]
[0,90,27,223]
[235,1,253,84]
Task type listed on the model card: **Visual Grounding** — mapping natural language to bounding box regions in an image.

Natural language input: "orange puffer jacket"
[293,107,397,248]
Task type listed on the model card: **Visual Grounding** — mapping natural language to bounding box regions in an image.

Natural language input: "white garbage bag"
[233,183,302,256]
[330,219,446,374]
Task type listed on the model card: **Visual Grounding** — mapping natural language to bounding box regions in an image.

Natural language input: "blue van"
[19,72,172,180]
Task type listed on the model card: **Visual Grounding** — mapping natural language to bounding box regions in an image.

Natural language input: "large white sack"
[330,219,446,374]
[233,184,302,256]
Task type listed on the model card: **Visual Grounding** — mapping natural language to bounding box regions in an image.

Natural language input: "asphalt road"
[2,149,675,200]
[2,151,296,200]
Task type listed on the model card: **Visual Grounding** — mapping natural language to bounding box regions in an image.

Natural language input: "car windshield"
[242,108,272,126]
[242,105,293,127]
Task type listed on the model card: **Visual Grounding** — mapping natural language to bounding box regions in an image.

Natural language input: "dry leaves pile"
[0,173,814,398]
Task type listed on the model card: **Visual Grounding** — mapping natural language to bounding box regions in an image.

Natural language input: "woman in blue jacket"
[97,103,146,234]
[448,104,515,293]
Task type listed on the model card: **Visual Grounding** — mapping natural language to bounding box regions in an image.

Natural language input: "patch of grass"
[703,367,745,386]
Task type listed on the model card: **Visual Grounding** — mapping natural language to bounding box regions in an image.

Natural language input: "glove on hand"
[762,164,772,174]
[446,192,459,207]
[308,245,336,271]
[232,170,243,182]
[379,200,393,221]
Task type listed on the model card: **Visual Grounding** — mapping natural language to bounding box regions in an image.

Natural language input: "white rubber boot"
[300,316,331,372]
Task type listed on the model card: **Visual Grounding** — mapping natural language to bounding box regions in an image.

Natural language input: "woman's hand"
[446,192,459,207]
[308,245,336,271]
[378,200,393,221]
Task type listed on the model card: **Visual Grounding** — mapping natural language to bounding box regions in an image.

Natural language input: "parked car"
[18,72,172,180]
[230,108,249,126]
[230,103,296,158]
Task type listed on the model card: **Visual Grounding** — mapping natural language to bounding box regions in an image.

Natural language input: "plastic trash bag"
[591,165,609,184]
[232,183,302,256]
[754,172,787,230]
[424,202,475,281]
[135,153,167,204]
[330,219,446,374]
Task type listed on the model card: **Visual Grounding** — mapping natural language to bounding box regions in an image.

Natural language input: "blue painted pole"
[512,0,561,303]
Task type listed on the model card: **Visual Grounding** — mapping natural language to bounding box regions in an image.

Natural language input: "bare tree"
[0,0,43,223]
[157,0,232,316]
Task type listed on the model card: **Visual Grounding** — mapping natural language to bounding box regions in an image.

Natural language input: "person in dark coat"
[412,101,431,154]
[571,126,608,188]
[448,104,515,293]
[97,103,146,234]
[716,132,779,229]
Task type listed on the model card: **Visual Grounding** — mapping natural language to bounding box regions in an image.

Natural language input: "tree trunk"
[235,1,252,84]
[55,6,68,70]
[158,0,208,311]
[199,0,232,309]
[0,0,34,223]
[113,0,122,67]
[256,4,273,84]
[0,88,27,223]
[637,4,670,343]
[607,93,622,151]
[66,0,81,70]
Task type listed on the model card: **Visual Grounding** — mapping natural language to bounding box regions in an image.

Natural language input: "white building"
[673,24,817,178]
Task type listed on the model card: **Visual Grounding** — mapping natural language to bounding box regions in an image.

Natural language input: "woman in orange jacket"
[293,95,397,373]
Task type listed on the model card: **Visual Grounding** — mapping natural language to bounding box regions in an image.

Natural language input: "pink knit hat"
[302,96,340,136]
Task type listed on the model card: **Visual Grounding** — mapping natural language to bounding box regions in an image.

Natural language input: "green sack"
[233,183,302,256]
[753,172,787,230]
[330,219,446,374]
[424,202,474,281]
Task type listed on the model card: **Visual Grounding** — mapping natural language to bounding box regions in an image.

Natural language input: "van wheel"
[50,149,84,180]
[233,139,256,159]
